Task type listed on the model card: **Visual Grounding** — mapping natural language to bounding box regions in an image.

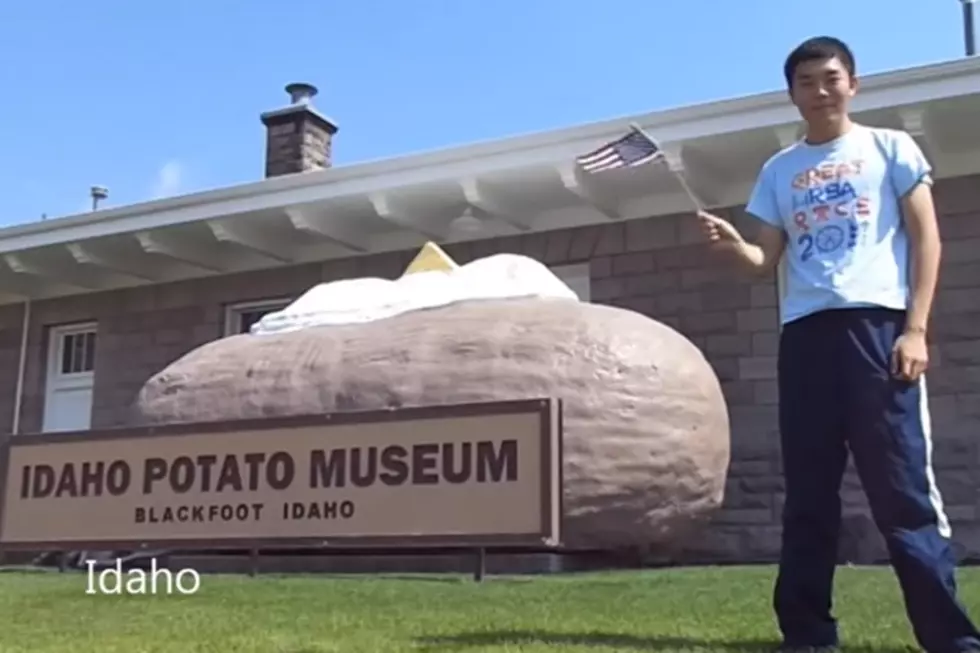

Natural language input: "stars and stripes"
[575,127,664,174]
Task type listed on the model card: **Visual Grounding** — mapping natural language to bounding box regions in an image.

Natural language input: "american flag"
[575,127,664,174]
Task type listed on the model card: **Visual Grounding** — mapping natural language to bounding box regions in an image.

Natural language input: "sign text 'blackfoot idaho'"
[0,399,561,550]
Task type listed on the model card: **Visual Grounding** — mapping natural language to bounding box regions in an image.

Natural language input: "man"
[698,36,980,653]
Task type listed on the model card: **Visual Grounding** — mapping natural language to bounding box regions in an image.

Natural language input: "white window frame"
[552,262,591,302]
[223,298,292,337]
[46,322,98,390]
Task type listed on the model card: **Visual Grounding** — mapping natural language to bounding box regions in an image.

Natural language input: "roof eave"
[3,55,979,247]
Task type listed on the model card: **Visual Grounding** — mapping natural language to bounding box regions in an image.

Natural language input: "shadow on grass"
[289,573,535,585]
[319,574,468,583]
[415,630,916,652]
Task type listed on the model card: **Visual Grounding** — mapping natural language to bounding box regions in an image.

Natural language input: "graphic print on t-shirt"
[788,159,872,266]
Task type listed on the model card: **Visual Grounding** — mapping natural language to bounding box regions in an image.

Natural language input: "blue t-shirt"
[744,123,932,325]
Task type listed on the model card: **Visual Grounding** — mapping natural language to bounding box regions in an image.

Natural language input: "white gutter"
[0,56,978,255]
[11,299,30,435]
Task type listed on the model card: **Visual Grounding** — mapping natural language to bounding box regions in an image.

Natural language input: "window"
[224,298,292,336]
[59,328,96,375]
[48,323,97,379]
[552,263,591,302]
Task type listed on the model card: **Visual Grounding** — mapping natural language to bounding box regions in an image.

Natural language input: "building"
[1,60,979,566]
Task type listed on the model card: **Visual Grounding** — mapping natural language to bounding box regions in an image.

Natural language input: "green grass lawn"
[0,565,976,652]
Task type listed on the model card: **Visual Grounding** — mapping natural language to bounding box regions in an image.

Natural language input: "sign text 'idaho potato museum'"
[0,399,562,550]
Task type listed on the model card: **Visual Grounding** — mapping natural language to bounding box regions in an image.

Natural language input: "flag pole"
[628,122,704,212]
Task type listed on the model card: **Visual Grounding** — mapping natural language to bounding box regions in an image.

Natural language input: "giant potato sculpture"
[130,244,731,549]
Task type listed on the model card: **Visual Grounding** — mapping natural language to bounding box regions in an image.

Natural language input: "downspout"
[11,299,30,435]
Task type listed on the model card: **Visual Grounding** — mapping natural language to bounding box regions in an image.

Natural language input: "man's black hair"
[783,36,856,89]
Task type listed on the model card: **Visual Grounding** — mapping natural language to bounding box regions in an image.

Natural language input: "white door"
[42,323,97,433]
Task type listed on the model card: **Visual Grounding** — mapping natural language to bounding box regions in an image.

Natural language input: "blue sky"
[0,0,968,227]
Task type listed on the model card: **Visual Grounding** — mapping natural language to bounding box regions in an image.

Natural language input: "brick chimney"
[260,83,338,177]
